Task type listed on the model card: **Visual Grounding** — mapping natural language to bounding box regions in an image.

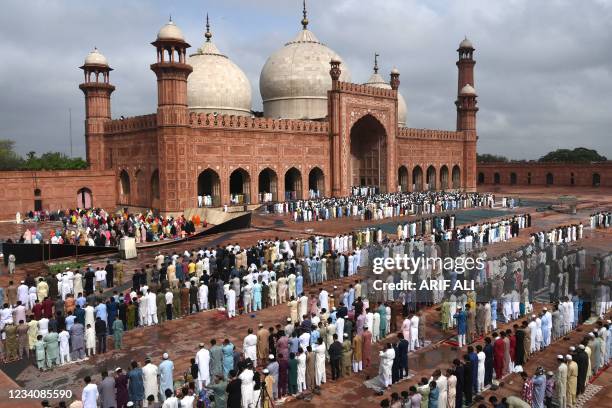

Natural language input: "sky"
[0,0,610,160]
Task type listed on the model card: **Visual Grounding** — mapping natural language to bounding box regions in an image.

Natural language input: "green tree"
[538,147,607,163]
[21,152,88,170]
[477,153,509,163]
[0,139,24,169]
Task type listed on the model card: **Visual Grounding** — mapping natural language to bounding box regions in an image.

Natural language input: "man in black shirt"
[95,316,107,354]
[328,334,343,380]
[226,369,242,408]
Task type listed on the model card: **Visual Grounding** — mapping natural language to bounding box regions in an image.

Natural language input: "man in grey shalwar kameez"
[70,321,86,359]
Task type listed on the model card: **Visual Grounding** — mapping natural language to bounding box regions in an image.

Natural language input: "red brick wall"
[0,170,116,221]
[477,162,611,187]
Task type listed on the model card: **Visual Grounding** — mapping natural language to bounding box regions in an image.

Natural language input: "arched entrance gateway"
[197,169,221,207]
[229,168,250,204]
[398,166,409,192]
[308,167,324,198]
[593,173,601,187]
[439,165,449,190]
[258,168,278,203]
[135,169,147,207]
[284,167,302,200]
[77,187,93,208]
[350,115,387,193]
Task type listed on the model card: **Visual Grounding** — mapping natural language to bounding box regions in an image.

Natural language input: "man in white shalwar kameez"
[239,364,255,408]
[379,344,395,388]
[195,343,210,390]
[142,357,159,406]
[147,291,158,326]
[243,329,258,367]
[226,287,236,318]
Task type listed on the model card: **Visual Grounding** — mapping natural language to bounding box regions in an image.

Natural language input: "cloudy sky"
[0,0,610,159]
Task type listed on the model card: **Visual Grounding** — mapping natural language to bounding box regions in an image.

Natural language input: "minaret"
[455,37,478,131]
[455,37,478,191]
[150,18,193,213]
[79,48,114,170]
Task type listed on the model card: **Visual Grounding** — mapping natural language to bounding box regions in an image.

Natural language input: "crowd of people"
[0,204,610,406]
[13,208,203,247]
[268,191,497,222]
[590,211,611,229]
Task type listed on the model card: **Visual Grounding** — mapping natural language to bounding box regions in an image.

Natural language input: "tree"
[538,147,607,163]
[0,139,24,170]
[477,153,509,163]
[0,139,88,170]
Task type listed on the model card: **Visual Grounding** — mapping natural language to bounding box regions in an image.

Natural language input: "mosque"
[0,5,479,219]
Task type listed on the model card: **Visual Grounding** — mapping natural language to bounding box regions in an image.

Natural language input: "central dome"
[260,21,351,120]
[187,18,252,116]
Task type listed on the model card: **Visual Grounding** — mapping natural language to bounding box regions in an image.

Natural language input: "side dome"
[364,65,408,127]
[260,26,351,119]
[459,37,474,49]
[187,19,252,117]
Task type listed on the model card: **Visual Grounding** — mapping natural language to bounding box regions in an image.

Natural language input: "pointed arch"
[452,165,461,189]
[77,187,93,209]
[119,169,131,205]
[308,167,325,198]
[350,114,387,192]
[426,165,436,190]
[229,168,251,204]
[477,172,485,184]
[151,169,160,200]
[398,166,409,192]
[546,172,554,186]
[493,172,500,185]
[439,165,449,190]
[412,165,423,191]
[258,168,278,203]
[592,173,601,187]
[198,169,221,207]
[510,172,517,185]
[284,167,303,200]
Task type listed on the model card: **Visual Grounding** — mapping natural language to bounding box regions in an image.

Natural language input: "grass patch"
[47,260,87,274]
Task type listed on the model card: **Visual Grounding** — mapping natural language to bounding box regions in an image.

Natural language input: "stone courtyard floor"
[0,186,610,407]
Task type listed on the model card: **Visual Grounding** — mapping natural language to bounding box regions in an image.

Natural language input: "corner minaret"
[79,48,114,171]
[151,18,193,213]
[455,37,478,131]
[150,18,192,126]
[455,37,478,191]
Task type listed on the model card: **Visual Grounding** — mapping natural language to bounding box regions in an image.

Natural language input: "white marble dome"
[187,33,252,117]
[364,71,408,127]
[260,28,351,119]
[157,20,185,42]
[84,48,108,66]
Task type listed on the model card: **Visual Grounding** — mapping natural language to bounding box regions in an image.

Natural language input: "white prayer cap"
[607,320,612,324]
[531,314,536,318]
[547,371,553,376]
[268,354,275,360]
[258,323,264,327]
[344,333,348,338]
[66,267,70,270]
[542,307,547,311]
[115,367,122,372]
[565,355,572,360]
[334,286,337,289]
[569,346,575,351]
[287,318,292,322]
[199,342,205,347]
[557,355,564,360]
[579,344,585,349]
[589,333,595,337]
[20,280,24,283]
[162,352,169,359]
[127,403,134,407]
[263,369,269,374]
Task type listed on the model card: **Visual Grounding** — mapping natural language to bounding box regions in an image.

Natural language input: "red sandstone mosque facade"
[0,9,480,220]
